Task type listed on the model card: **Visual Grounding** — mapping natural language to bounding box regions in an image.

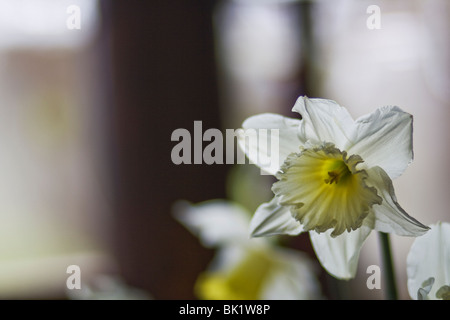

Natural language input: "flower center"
[273,143,382,237]
[324,160,351,185]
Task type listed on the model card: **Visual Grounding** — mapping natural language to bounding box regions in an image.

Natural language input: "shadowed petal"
[347,106,413,180]
[292,96,354,150]
[365,166,429,236]
[249,197,303,237]
[309,225,372,280]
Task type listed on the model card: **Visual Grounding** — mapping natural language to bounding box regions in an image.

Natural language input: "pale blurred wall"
[214,0,304,129]
[0,0,113,298]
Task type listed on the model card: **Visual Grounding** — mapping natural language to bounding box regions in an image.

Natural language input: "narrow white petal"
[309,226,372,280]
[347,106,413,180]
[365,166,429,236]
[249,197,303,237]
[407,222,450,300]
[172,200,251,247]
[292,96,354,150]
[238,113,303,175]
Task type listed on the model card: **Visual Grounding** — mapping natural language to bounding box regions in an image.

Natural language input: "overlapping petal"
[365,166,429,236]
[292,96,355,150]
[347,106,414,180]
[249,197,303,237]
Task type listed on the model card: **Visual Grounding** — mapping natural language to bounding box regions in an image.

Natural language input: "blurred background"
[0,0,448,299]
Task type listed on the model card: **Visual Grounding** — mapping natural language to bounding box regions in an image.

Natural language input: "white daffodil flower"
[173,200,322,300]
[238,96,429,279]
[407,222,450,300]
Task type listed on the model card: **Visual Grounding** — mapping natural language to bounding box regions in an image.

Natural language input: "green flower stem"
[378,232,398,300]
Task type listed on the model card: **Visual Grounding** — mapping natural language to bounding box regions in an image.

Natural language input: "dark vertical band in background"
[103,0,226,299]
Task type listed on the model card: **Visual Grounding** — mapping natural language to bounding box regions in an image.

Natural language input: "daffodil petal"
[309,225,372,280]
[365,166,429,236]
[347,106,413,180]
[407,222,450,300]
[261,248,322,300]
[238,113,303,175]
[173,200,251,247]
[249,197,303,237]
[292,96,354,150]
